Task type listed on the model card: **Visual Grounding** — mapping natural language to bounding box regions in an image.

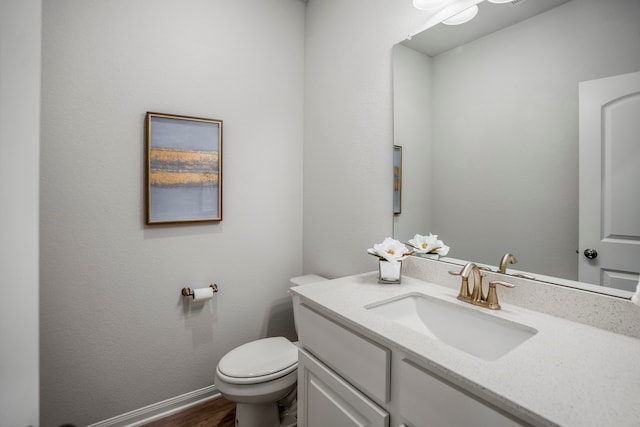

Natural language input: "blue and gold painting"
[146,114,222,223]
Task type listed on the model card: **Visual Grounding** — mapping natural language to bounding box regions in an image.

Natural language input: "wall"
[40,1,304,425]
[303,0,429,277]
[430,0,640,279]
[392,44,433,243]
[0,0,41,425]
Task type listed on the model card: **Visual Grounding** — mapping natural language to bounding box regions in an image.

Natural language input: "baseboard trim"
[87,385,220,427]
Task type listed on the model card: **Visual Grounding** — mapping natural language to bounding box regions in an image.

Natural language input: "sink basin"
[366,293,537,361]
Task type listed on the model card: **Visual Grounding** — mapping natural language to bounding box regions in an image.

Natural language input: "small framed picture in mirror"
[393,145,402,215]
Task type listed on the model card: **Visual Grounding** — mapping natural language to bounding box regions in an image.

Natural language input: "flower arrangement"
[368,237,413,284]
[367,237,413,263]
[406,233,450,257]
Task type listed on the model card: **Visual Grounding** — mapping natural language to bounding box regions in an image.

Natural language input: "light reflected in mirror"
[393,0,640,298]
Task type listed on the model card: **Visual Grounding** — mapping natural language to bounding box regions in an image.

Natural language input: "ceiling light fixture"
[442,5,479,25]
[412,0,451,10]
[408,0,520,39]
[408,0,483,38]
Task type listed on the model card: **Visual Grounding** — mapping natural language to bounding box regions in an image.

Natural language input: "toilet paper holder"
[181,283,219,297]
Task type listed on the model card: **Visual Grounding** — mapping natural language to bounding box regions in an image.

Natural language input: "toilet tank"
[290,274,327,335]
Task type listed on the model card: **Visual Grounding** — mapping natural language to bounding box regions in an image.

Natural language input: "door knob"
[584,248,598,259]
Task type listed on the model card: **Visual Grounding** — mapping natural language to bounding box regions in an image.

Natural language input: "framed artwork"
[145,112,223,224]
[393,145,402,214]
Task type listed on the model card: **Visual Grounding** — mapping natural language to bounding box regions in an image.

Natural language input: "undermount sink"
[366,293,537,361]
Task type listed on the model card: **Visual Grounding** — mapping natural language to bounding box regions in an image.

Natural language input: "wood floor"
[142,397,236,427]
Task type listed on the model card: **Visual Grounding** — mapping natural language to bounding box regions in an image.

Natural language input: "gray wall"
[0,0,40,425]
[303,0,423,277]
[38,0,434,423]
[40,1,304,425]
[393,45,433,243]
[430,0,640,279]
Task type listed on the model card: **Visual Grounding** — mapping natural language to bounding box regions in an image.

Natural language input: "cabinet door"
[298,350,389,427]
[297,304,390,402]
[396,358,527,427]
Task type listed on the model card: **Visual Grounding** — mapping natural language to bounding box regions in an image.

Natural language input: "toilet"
[214,274,327,427]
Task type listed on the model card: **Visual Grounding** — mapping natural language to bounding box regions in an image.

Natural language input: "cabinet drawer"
[396,358,526,426]
[298,350,389,427]
[297,304,390,402]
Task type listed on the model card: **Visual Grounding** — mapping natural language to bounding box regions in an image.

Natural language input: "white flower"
[407,233,450,256]
[368,237,411,263]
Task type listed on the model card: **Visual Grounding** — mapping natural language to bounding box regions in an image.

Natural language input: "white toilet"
[214,274,327,427]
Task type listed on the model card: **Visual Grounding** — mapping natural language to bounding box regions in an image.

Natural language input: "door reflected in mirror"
[392,0,640,297]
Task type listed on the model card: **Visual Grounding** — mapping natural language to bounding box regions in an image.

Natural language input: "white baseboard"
[87,385,220,427]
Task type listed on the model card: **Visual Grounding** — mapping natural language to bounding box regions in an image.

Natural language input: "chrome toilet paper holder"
[181,283,219,297]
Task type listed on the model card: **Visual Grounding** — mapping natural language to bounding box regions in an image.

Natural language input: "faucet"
[449,262,483,302]
[497,252,536,279]
[498,252,518,274]
[449,262,515,310]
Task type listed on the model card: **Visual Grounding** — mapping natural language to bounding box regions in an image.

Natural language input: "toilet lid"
[218,337,298,379]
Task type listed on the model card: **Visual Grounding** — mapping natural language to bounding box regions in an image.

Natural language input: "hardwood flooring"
[142,396,236,427]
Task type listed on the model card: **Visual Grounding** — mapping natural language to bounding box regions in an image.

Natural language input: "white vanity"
[290,257,640,427]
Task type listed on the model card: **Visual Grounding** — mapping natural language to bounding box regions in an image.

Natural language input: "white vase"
[378,260,402,284]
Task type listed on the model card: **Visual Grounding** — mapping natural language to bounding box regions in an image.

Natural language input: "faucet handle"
[486,281,515,310]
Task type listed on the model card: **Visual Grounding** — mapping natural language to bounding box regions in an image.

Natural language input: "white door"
[579,71,640,291]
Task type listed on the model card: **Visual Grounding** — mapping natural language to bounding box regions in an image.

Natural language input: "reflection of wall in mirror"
[393,46,433,241]
[394,0,640,285]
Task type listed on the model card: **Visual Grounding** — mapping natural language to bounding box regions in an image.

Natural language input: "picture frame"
[393,145,402,215]
[145,112,223,224]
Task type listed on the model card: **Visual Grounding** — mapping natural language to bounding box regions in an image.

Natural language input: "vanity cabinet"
[296,303,390,402]
[393,358,523,427]
[298,350,389,427]
[296,302,527,427]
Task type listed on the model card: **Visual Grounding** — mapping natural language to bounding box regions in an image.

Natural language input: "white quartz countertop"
[291,272,640,427]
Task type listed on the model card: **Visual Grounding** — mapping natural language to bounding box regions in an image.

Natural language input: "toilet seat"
[217,337,298,385]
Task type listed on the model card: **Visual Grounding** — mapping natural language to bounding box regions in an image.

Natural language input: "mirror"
[393,0,640,297]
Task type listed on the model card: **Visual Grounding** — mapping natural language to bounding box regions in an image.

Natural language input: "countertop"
[291,272,640,427]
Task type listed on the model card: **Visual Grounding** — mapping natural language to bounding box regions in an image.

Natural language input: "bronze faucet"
[498,253,518,274]
[498,252,535,279]
[449,262,515,310]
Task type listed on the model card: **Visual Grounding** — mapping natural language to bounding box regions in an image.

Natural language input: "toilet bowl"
[214,274,327,427]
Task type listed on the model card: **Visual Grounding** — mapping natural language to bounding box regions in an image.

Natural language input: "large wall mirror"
[393,0,640,297]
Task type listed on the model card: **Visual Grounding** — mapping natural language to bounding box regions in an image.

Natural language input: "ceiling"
[402,0,570,56]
